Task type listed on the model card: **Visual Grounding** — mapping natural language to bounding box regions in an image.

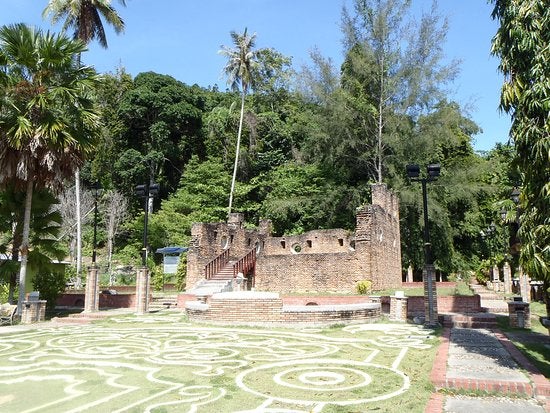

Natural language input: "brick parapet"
[185,293,381,325]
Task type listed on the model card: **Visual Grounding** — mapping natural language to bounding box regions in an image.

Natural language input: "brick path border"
[427,327,550,413]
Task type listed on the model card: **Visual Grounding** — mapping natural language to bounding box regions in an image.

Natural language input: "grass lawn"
[0,313,440,413]
[498,301,550,379]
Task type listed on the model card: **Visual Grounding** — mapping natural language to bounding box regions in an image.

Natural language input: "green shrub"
[32,271,67,310]
[175,254,187,291]
[151,265,164,291]
[356,280,372,295]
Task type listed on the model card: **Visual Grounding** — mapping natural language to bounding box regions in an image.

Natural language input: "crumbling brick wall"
[186,184,402,293]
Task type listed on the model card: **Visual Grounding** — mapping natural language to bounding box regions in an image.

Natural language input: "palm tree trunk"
[75,168,82,287]
[228,91,246,218]
[16,179,34,315]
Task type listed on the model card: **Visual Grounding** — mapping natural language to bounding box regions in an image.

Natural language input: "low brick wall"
[401,281,457,289]
[407,295,481,317]
[281,296,375,305]
[57,292,139,309]
[185,291,381,325]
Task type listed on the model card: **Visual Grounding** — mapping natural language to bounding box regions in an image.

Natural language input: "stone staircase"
[440,281,512,328]
[188,261,236,297]
[470,282,510,314]
[149,293,179,311]
[441,312,498,329]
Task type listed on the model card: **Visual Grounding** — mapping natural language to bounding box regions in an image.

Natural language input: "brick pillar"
[519,267,530,302]
[406,265,413,283]
[423,264,439,327]
[508,301,531,328]
[492,264,500,292]
[390,294,408,322]
[84,266,100,313]
[503,262,512,295]
[20,300,46,324]
[135,267,150,314]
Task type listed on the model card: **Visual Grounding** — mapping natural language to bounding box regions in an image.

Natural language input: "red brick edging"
[429,327,550,411]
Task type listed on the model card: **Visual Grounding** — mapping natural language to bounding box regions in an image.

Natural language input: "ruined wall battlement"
[186,184,402,293]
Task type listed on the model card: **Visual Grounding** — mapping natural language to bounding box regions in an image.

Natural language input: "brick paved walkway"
[427,327,550,413]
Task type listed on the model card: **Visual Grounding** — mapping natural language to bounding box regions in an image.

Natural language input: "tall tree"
[340,0,457,183]
[43,0,126,49]
[219,28,259,218]
[43,0,126,278]
[0,23,99,314]
[491,0,550,316]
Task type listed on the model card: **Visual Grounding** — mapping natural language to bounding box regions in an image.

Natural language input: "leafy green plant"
[32,271,67,311]
[356,280,372,295]
[175,254,187,291]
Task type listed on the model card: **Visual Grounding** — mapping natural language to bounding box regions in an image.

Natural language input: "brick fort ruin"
[186,184,402,294]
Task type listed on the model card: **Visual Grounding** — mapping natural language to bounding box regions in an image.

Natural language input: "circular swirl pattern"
[236,358,408,406]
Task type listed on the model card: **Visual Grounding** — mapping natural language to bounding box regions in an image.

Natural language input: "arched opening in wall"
[214,230,218,238]
[255,241,262,254]
[291,243,302,254]
[306,301,318,306]
[247,238,251,247]
[280,240,286,249]
[220,235,229,249]
[230,234,234,244]
[349,240,356,251]
[306,240,312,248]
[338,238,344,246]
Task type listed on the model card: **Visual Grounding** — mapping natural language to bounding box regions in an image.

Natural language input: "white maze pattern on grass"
[0,318,433,412]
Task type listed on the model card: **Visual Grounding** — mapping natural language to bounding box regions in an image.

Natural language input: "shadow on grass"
[496,315,550,378]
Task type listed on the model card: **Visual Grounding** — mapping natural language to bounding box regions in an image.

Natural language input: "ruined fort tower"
[186,184,402,293]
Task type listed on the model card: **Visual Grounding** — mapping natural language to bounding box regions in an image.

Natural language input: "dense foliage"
[491,0,550,315]
[1,0,532,296]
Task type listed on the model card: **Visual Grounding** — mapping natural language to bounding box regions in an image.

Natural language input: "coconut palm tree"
[43,0,126,49]
[0,23,100,314]
[43,0,126,279]
[219,28,259,218]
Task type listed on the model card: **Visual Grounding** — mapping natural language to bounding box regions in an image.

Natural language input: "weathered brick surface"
[187,184,402,293]
[185,294,381,324]
[57,293,138,308]
[407,295,482,317]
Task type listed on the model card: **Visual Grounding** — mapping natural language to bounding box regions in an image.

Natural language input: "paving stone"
[444,396,546,413]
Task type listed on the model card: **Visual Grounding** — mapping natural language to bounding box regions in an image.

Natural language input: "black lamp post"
[134,182,159,266]
[406,163,440,327]
[91,182,102,265]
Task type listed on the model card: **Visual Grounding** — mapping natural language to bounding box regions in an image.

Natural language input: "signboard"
[163,255,180,274]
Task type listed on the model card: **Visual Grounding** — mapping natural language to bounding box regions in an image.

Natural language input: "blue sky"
[1,0,510,151]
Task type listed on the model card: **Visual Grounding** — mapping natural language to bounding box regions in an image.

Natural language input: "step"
[441,313,498,329]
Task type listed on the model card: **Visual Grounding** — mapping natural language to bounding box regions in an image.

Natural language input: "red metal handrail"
[233,248,256,277]
[204,249,230,279]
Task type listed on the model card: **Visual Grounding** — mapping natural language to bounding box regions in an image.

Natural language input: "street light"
[90,182,102,265]
[406,163,440,327]
[134,182,159,266]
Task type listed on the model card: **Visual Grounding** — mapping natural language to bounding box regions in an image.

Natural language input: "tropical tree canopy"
[491,0,550,314]
[0,23,100,312]
[0,23,99,190]
[43,0,126,48]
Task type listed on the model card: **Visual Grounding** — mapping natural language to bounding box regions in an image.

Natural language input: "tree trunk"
[8,220,22,304]
[16,179,34,315]
[228,91,246,218]
[75,169,82,287]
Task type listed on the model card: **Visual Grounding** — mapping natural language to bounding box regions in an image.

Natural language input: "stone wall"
[185,292,381,325]
[57,292,138,308]
[407,295,482,317]
[186,184,402,293]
